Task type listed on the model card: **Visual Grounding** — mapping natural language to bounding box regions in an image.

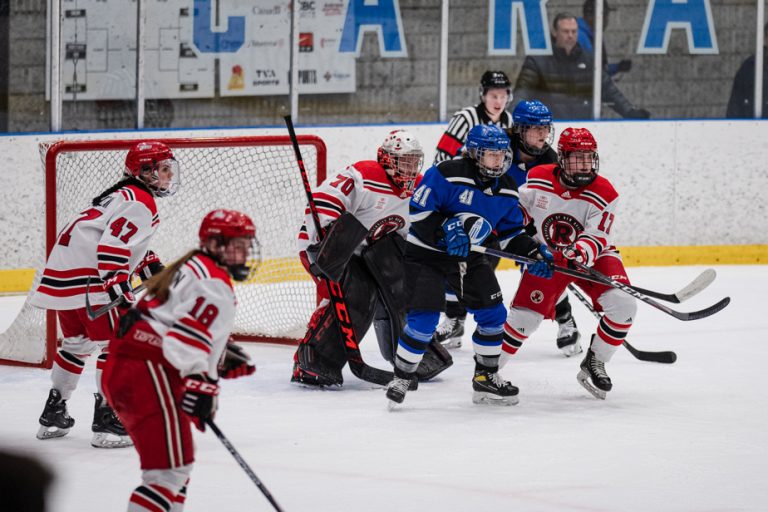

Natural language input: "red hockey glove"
[134,250,164,282]
[104,272,136,305]
[218,342,256,380]
[562,243,590,267]
[181,374,219,432]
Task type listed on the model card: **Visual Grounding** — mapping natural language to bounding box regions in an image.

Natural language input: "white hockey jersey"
[30,181,160,310]
[139,253,235,379]
[519,164,619,265]
[297,160,413,254]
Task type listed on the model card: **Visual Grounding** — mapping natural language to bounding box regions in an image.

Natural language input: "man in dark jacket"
[726,23,768,118]
[514,13,650,120]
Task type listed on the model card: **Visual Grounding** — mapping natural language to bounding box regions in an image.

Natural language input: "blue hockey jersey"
[407,158,529,255]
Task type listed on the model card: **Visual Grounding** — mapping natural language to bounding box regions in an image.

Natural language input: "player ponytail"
[142,249,199,303]
[91,176,150,206]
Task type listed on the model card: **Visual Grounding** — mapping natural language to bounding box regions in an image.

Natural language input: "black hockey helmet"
[480,70,511,96]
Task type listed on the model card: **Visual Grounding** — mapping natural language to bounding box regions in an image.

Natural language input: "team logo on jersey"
[530,290,544,304]
[541,213,584,248]
[454,213,493,244]
[367,215,405,242]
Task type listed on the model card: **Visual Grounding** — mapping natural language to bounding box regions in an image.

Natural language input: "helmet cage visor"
[388,150,424,193]
[206,235,262,282]
[559,150,599,187]
[516,123,554,156]
[470,147,513,179]
[141,158,180,197]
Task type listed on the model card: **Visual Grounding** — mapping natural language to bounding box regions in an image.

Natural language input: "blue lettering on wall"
[489,0,551,56]
[638,0,718,54]
[193,0,245,53]
[339,0,408,57]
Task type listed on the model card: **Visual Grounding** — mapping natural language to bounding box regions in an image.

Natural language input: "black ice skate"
[432,316,465,349]
[577,346,613,400]
[290,362,343,388]
[472,366,519,406]
[37,388,75,440]
[386,370,418,411]
[91,393,133,448]
[556,314,583,357]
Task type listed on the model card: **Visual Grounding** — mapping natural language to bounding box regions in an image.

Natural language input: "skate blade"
[577,370,607,400]
[440,338,462,350]
[472,391,519,406]
[387,399,401,411]
[91,432,133,449]
[36,425,70,440]
[559,342,584,357]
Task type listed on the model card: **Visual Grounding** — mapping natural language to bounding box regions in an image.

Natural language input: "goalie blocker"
[294,213,452,387]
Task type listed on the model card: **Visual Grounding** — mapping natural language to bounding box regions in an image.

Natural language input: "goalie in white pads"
[31,141,180,447]
[293,130,453,387]
[501,128,637,399]
[102,210,258,512]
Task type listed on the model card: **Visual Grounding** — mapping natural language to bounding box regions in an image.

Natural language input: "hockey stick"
[85,278,146,320]
[284,115,396,387]
[567,284,677,364]
[471,246,730,321]
[631,268,716,304]
[207,420,285,512]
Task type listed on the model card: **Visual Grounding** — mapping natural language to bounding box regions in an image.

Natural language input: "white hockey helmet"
[377,130,424,194]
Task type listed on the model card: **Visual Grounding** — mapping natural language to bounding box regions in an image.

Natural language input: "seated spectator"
[726,23,768,118]
[514,13,650,120]
[577,0,632,77]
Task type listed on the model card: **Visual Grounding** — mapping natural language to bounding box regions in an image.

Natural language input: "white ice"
[0,265,766,512]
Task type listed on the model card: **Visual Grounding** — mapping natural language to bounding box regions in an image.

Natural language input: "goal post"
[0,135,327,368]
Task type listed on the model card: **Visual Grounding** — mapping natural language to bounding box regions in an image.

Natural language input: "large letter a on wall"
[339,0,408,57]
[638,0,718,54]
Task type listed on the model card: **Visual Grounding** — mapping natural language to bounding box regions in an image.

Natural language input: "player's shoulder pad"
[351,160,389,183]
[435,158,475,182]
[184,253,234,291]
[526,163,558,182]
[119,184,158,216]
[582,174,618,205]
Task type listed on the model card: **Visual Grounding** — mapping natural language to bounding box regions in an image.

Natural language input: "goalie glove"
[134,250,164,282]
[103,271,135,305]
[181,374,219,432]
[218,342,256,379]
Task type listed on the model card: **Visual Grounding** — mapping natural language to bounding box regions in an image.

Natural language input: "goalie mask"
[125,141,181,198]
[377,130,424,195]
[199,209,261,282]
[557,128,599,188]
[464,124,512,179]
[512,100,554,156]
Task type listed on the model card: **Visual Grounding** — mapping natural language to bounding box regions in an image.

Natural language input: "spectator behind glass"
[726,23,768,118]
[514,13,650,120]
[577,0,632,77]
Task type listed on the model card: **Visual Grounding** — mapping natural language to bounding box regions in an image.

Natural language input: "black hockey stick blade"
[567,284,678,364]
[632,268,717,304]
[207,420,285,512]
[623,341,677,364]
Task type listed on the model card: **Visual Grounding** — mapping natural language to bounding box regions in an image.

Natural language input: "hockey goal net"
[0,135,326,368]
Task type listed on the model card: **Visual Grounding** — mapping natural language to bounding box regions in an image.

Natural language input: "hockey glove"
[218,342,256,379]
[526,244,554,279]
[181,374,219,432]
[104,272,136,305]
[442,217,470,258]
[134,250,164,282]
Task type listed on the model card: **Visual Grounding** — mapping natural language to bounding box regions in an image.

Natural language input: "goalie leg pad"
[415,340,453,381]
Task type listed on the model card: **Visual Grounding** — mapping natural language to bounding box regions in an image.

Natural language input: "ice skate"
[472,367,519,406]
[91,393,133,448]
[577,346,612,400]
[386,372,417,411]
[432,316,465,349]
[37,388,75,440]
[556,314,583,357]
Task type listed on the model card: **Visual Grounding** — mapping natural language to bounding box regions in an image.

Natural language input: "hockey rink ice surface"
[0,265,765,511]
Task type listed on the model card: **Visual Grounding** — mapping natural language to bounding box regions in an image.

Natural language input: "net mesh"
[0,137,323,366]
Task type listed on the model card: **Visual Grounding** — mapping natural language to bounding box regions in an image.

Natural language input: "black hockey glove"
[134,250,164,282]
[181,374,219,432]
[616,59,632,73]
[104,272,136,305]
[218,342,256,379]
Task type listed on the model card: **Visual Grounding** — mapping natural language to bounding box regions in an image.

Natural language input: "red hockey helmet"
[557,127,599,188]
[377,130,424,195]
[124,141,180,197]
[199,210,260,282]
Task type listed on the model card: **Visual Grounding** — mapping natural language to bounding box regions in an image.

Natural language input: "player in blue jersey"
[435,100,583,356]
[385,124,554,409]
